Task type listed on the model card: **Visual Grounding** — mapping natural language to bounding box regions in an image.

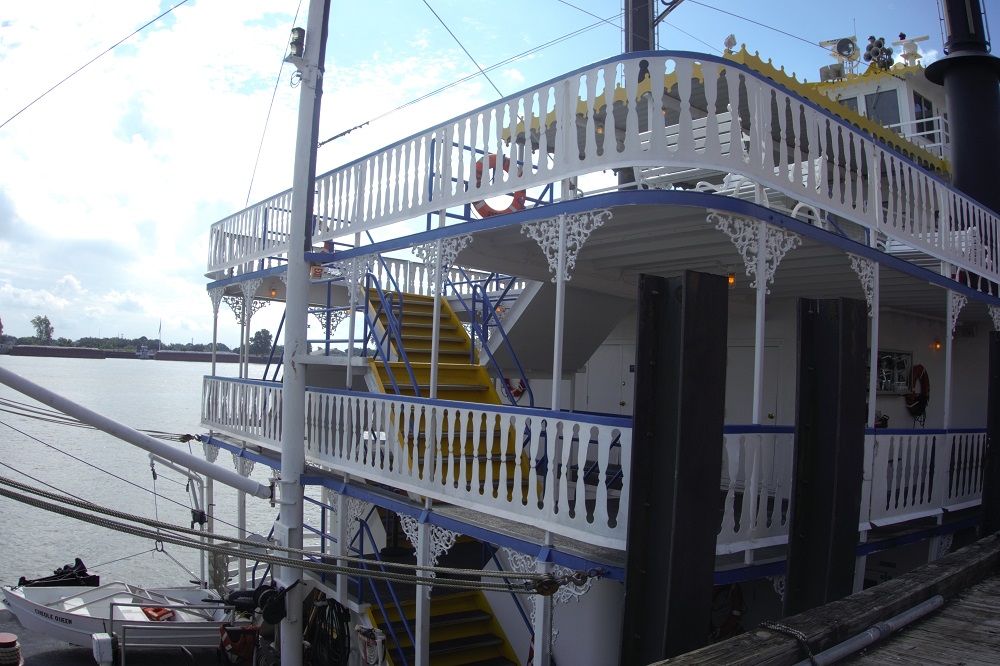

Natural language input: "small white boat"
[1,582,227,648]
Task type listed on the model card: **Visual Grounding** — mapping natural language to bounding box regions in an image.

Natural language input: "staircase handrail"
[484,543,533,637]
[365,273,421,397]
[365,231,403,295]
[262,310,286,382]
[352,516,414,666]
[456,283,533,407]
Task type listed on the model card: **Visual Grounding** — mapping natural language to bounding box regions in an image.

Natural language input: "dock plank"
[842,575,1000,665]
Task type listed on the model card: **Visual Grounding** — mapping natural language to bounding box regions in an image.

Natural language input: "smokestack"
[926,0,1000,214]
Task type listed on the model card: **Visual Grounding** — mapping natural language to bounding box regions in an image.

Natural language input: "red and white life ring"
[906,364,930,418]
[504,378,526,401]
[473,153,526,218]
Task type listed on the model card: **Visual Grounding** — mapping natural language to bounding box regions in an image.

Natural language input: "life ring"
[504,377,526,401]
[905,364,930,418]
[473,153,527,218]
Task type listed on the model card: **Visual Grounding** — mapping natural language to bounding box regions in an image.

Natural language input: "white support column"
[848,251,878,593]
[533,556,555,666]
[278,2,331,664]
[413,226,471,401]
[709,212,800,424]
[752,225,767,424]
[334,486,349,605]
[209,287,225,375]
[233,455,253,590]
[415,511,431,666]
[944,287,967,429]
[551,215,567,409]
[345,232,361,389]
[522,210,611,410]
[430,234,444,399]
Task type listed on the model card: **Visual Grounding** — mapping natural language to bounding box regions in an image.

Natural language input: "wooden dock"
[840,573,1000,665]
[658,534,1000,665]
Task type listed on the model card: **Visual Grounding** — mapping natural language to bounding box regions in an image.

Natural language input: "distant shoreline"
[2,346,270,363]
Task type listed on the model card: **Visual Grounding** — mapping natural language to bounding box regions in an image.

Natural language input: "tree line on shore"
[0,315,279,357]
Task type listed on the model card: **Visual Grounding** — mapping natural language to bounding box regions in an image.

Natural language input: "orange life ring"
[473,153,526,218]
[906,364,930,418]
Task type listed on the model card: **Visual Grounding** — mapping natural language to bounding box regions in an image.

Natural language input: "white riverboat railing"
[867,429,986,526]
[201,377,629,549]
[371,256,529,298]
[207,51,998,286]
[201,377,986,555]
[716,428,794,556]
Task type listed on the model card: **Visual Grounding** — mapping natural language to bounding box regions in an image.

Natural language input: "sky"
[0,0,948,347]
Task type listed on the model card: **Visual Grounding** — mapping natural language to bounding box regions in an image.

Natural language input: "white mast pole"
[277,1,331,664]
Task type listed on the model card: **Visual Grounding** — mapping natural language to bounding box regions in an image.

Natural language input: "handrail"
[364,273,420,396]
[467,284,534,407]
[263,309,285,382]
[207,50,998,290]
[352,516,414,666]
[484,543,533,637]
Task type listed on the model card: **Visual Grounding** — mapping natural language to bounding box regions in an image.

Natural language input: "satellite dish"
[836,38,858,60]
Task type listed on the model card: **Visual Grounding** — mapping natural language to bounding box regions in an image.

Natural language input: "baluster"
[718,435,738,542]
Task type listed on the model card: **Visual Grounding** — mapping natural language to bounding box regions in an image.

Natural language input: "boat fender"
[91,632,116,666]
[905,364,930,418]
[472,153,527,218]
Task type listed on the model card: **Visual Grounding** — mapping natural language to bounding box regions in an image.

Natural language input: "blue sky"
[0,0,946,345]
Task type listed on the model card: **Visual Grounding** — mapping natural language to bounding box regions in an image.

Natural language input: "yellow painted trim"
[724,46,949,174]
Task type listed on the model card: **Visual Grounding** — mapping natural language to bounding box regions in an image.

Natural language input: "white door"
[585,343,636,416]
[725,345,780,424]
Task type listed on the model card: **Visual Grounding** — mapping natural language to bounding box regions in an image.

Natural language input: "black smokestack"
[926,0,1000,214]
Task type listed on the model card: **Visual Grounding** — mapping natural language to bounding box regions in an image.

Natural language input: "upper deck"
[206,50,997,304]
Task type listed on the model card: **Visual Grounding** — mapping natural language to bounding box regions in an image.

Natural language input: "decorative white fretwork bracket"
[708,211,801,293]
[502,547,594,645]
[232,453,255,478]
[767,574,786,601]
[413,234,473,294]
[949,290,968,338]
[202,439,220,463]
[398,515,459,572]
[208,287,226,318]
[848,253,876,317]
[522,210,612,282]
[989,305,1000,332]
[330,254,374,302]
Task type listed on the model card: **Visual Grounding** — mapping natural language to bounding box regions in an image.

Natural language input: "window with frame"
[913,91,937,141]
[865,89,901,127]
[839,97,859,113]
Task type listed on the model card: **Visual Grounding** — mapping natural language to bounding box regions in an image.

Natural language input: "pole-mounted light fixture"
[288,27,305,58]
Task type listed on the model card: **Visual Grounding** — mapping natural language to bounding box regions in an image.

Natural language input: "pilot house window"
[865,89,900,127]
[913,92,936,140]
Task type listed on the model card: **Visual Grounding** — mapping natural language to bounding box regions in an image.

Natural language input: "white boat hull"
[2,583,224,648]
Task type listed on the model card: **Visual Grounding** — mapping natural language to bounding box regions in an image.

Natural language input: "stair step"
[387,608,492,638]
[398,633,505,661]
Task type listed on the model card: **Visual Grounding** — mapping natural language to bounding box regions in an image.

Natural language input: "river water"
[0,355,277,590]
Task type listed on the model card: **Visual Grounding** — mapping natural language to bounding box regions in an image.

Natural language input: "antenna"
[892,33,929,67]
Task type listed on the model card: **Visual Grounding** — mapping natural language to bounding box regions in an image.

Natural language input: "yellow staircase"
[367,589,519,666]
[366,290,532,493]
[363,291,523,665]
[367,291,501,404]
